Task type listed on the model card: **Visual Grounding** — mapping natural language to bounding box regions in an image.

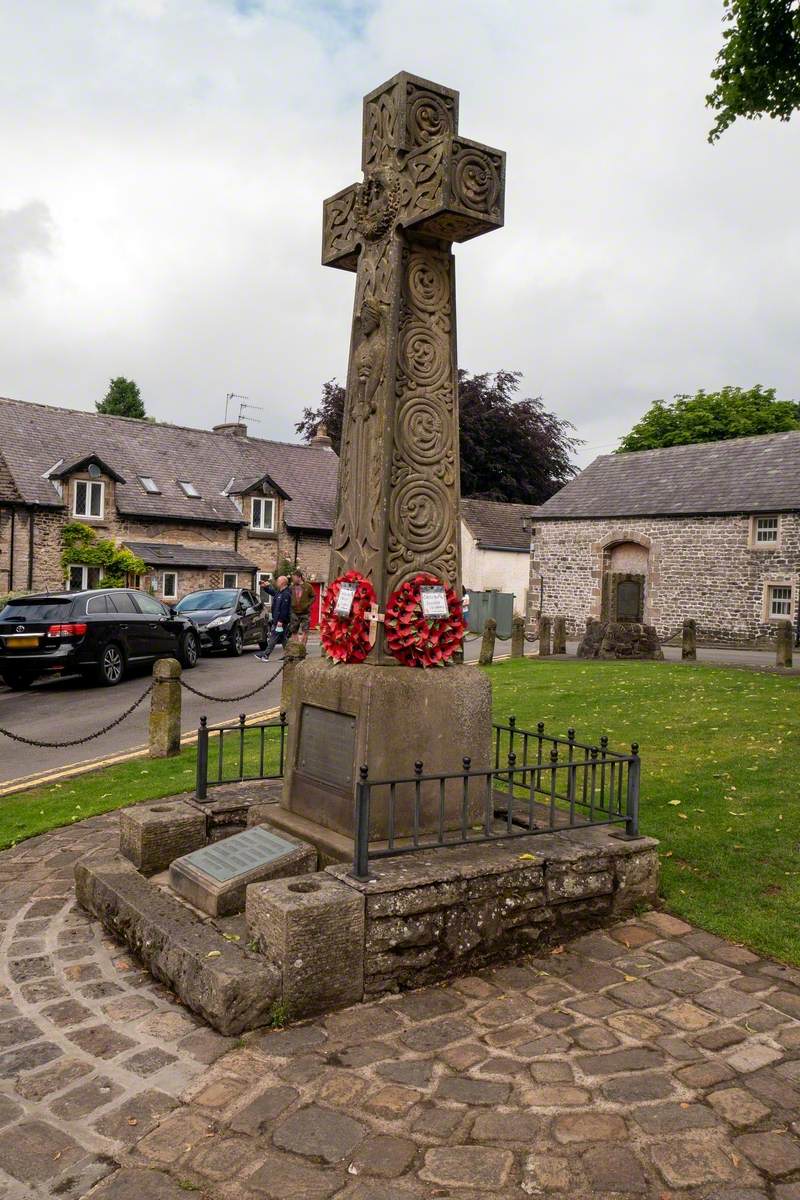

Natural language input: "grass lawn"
[1,658,798,964]
[489,658,800,965]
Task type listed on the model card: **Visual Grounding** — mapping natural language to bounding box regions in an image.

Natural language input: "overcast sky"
[2,0,799,467]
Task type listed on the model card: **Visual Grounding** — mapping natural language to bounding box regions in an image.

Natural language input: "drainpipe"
[293,533,299,565]
[27,507,34,591]
[8,506,15,592]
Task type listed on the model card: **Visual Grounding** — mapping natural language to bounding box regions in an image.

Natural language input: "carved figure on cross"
[322,72,505,664]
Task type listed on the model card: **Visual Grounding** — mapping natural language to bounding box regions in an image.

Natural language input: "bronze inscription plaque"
[297,704,357,791]
[175,826,297,884]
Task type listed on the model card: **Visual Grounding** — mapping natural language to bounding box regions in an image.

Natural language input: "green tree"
[96,376,146,419]
[707,0,800,142]
[618,386,800,452]
[297,370,579,504]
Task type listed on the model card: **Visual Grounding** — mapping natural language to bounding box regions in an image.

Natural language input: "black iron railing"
[195,711,287,800]
[351,717,640,880]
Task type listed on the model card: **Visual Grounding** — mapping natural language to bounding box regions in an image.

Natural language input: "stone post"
[538,616,552,657]
[478,618,497,666]
[682,618,697,661]
[511,615,525,658]
[552,616,567,655]
[149,658,182,758]
[280,641,307,714]
[776,619,793,668]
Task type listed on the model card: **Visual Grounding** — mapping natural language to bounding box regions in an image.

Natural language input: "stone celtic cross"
[323,71,505,662]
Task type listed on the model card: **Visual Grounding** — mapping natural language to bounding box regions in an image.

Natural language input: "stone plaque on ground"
[169,824,316,917]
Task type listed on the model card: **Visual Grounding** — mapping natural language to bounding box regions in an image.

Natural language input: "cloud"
[0,1,798,466]
[0,201,54,293]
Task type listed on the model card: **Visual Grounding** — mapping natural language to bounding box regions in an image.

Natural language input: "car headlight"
[206,614,232,630]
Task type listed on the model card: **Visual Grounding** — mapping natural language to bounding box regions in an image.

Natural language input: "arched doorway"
[602,541,649,623]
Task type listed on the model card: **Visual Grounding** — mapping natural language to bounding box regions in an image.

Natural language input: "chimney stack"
[212,421,248,437]
[310,423,334,451]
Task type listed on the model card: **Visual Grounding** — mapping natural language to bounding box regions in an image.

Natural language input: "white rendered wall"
[460,520,529,614]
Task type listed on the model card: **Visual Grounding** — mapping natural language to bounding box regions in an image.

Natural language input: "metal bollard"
[511,615,525,658]
[149,657,182,758]
[538,615,552,657]
[478,617,497,666]
[552,616,567,655]
[682,618,697,661]
[776,619,793,668]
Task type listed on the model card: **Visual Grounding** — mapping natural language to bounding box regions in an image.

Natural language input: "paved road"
[0,634,788,789]
[0,647,288,787]
[2,812,800,1197]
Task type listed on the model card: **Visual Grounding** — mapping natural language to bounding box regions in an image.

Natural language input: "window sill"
[246,529,278,539]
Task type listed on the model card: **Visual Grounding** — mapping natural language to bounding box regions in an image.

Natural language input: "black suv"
[0,589,200,689]
[175,587,268,655]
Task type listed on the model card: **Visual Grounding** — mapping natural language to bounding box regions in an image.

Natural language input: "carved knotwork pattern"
[451,143,501,215]
[354,167,401,242]
[387,245,457,587]
[364,85,399,170]
[322,188,357,262]
[406,83,455,148]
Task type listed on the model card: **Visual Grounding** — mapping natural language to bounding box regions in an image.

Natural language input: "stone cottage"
[0,397,338,606]
[528,431,800,646]
[460,498,537,615]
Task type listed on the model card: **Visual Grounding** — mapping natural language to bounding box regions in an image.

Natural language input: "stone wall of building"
[1,480,331,601]
[527,512,800,646]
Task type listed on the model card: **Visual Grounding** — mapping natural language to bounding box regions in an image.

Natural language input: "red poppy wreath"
[320,570,377,664]
[384,572,466,668]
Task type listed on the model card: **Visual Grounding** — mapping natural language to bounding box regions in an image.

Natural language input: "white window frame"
[251,496,275,532]
[750,514,782,549]
[766,582,794,620]
[162,571,178,602]
[67,564,104,591]
[222,572,238,589]
[73,479,105,519]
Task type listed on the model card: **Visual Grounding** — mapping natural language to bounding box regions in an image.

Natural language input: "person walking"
[289,569,315,647]
[255,575,290,661]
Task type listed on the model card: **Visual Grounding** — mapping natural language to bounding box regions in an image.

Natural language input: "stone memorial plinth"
[278,659,490,843]
[578,619,664,661]
[282,72,505,846]
[169,824,316,917]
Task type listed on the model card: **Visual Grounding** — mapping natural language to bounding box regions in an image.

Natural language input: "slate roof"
[0,397,339,532]
[123,542,259,570]
[536,431,800,520]
[460,499,538,551]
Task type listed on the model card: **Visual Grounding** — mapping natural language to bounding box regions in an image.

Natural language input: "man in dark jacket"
[255,575,290,661]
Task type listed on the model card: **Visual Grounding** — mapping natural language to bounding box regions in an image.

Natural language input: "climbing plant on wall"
[60,522,146,588]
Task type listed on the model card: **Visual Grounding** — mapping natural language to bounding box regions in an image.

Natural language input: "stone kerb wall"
[329,829,659,999]
[528,513,800,646]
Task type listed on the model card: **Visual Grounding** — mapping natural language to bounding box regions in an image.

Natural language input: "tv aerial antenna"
[224,392,263,428]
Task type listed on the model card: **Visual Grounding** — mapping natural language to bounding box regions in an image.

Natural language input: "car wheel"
[227,625,244,656]
[98,643,125,686]
[180,631,199,670]
[0,669,36,691]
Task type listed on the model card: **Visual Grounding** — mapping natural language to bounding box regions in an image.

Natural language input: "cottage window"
[139,476,160,494]
[222,572,238,588]
[73,480,104,519]
[162,571,178,601]
[67,564,103,591]
[251,497,275,532]
[768,584,793,619]
[178,480,201,498]
[752,515,781,547]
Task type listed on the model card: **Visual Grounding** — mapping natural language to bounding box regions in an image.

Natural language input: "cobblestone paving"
[2,817,800,1198]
